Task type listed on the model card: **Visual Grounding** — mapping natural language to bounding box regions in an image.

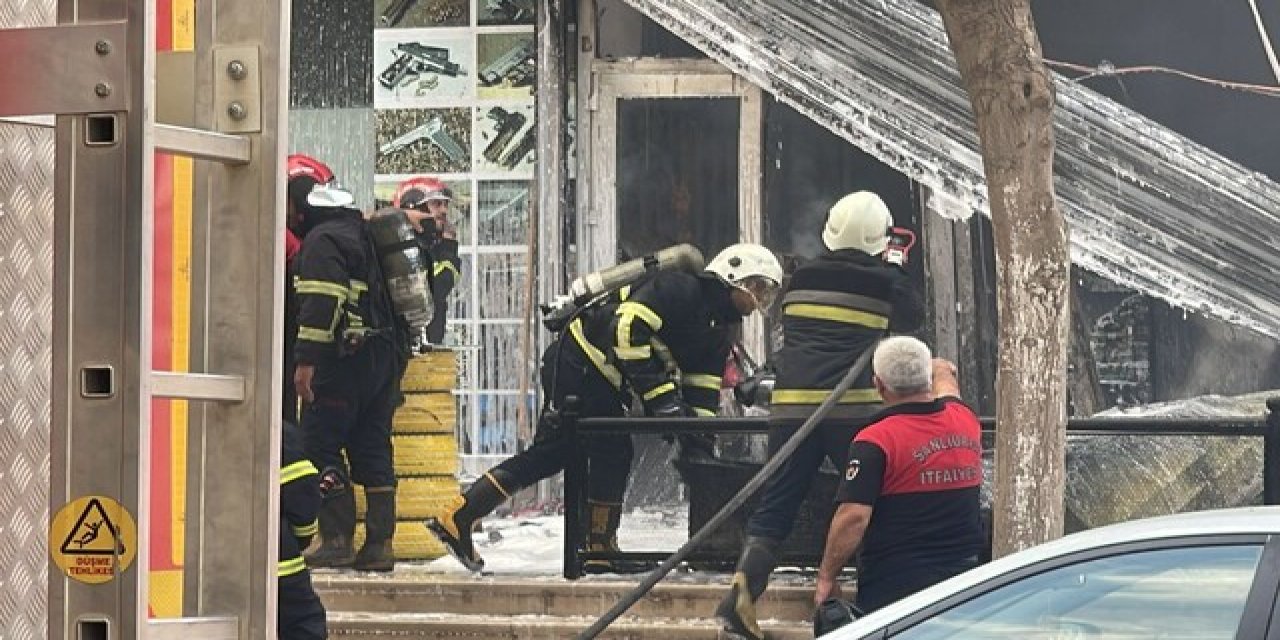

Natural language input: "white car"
[826,506,1280,639]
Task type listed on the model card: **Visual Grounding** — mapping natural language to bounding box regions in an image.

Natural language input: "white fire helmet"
[705,243,784,311]
[822,191,894,255]
[306,183,356,209]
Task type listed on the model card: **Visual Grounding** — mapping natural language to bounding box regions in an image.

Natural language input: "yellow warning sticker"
[49,495,138,584]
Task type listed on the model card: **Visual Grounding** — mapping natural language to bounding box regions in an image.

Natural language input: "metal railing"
[560,397,1280,579]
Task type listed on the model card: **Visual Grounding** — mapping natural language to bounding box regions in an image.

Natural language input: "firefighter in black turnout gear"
[283,154,337,425]
[278,421,326,639]
[425,243,783,574]
[293,183,404,572]
[717,191,924,640]
[393,176,461,344]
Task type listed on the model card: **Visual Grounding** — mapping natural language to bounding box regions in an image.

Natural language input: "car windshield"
[892,544,1262,640]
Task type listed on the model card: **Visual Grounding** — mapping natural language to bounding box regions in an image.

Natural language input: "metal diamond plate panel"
[0,5,55,638]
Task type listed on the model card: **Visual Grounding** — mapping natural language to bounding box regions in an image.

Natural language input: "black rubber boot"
[582,500,656,575]
[424,470,515,572]
[715,536,782,640]
[306,487,356,568]
[353,486,396,572]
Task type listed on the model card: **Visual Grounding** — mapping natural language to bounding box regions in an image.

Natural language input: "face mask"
[739,277,779,314]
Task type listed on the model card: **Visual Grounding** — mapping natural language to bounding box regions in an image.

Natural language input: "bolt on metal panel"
[0,22,131,118]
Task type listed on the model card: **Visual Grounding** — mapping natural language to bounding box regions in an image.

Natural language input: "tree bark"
[936,0,1070,557]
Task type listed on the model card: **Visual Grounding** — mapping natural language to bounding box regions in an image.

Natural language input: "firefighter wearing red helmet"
[393,176,462,344]
[288,155,405,573]
[282,154,338,426]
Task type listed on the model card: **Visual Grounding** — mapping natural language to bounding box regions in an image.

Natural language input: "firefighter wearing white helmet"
[823,190,894,255]
[705,243,785,315]
[292,177,405,573]
[426,242,781,575]
[717,193,924,640]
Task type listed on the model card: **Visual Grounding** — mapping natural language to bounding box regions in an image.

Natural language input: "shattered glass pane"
[477,323,537,391]
[476,252,529,319]
[477,180,531,245]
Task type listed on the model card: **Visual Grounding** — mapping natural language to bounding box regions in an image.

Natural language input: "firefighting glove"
[673,433,717,463]
[649,397,718,462]
[533,410,561,445]
[649,396,697,419]
[317,466,349,501]
[734,367,776,408]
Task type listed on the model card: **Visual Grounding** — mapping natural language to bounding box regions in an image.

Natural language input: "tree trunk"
[936,0,1070,557]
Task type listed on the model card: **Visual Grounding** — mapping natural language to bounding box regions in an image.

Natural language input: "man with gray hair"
[814,336,983,615]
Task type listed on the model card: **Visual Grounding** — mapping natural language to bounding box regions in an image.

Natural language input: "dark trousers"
[302,338,400,488]
[744,419,868,541]
[278,571,327,640]
[856,555,979,613]
[493,341,632,503]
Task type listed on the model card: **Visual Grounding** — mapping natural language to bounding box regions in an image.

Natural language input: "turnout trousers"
[302,338,401,488]
[492,339,633,504]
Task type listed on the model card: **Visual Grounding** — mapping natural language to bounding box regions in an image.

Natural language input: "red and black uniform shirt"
[836,397,984,578]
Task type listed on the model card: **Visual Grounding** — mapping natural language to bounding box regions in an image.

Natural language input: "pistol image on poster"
[379,43,463,90]
[379,116,468,165]
[482,107,528,164]
[484,0,534,22]
[499,126,535,169]
[479,39,535,87]
[380,0,418,28]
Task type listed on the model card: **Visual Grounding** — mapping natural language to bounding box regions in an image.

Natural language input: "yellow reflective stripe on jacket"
[617,302,663,332]
[614,345,652,360]
[297,326,334,343]
[783,303,889,330]
[618,285,632,301]
[615,302,662,355]
[348,279,367,303]
[570,319,622,388]
[280,460,318,485]
[771,388,882,405]
[433,261,460,278]
[693,407,716,417]
[642,382,677,401]
[292,520,319,539]
[278,555,307,577]
[683,374,722,391]
[294,279,351,300]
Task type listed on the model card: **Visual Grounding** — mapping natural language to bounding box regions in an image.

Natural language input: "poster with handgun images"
[373,176,472,244]
[374,30,474,106]
[375,107,473,175]
[478,0,534,26]
[374,0,468,29]
[475,33,535,100]
[472,103,535,174]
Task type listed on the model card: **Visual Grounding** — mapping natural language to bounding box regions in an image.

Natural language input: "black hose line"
[575,345,877,639]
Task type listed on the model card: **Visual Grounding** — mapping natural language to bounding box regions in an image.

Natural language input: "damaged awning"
[620,0,1280,339]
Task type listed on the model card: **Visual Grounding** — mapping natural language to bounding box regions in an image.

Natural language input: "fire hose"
[575,345,877,639]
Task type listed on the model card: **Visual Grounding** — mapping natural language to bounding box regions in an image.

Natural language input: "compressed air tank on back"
[367,207,434,347]
[541,243,705,331]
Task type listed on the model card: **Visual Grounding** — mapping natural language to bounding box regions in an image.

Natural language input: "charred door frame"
[580,58,766,356]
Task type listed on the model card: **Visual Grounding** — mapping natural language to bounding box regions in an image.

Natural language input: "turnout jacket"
[569,271,741,417]
[422,235,461,344]
[771,249,923,419]
[292,207,400,366]
[279,422,321,578]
